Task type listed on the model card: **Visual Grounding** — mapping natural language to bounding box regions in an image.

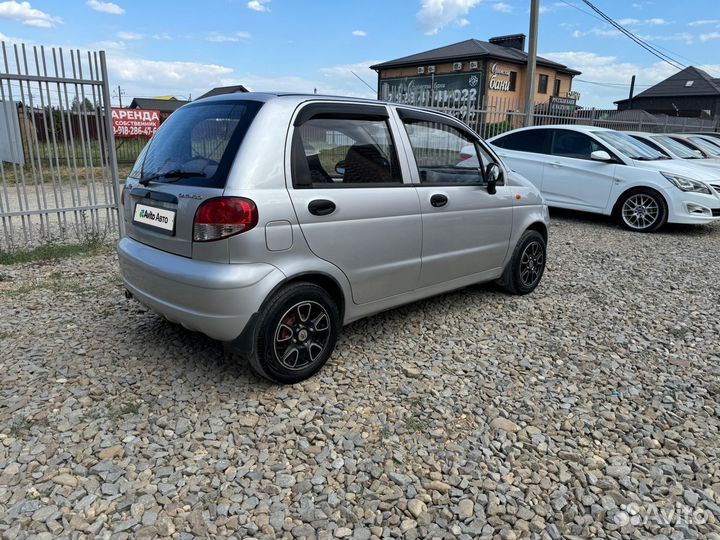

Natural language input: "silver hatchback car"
[118,93,549,383]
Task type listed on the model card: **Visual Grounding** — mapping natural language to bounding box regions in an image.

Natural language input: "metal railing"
[0,41,121,250]
[385,93,719,140]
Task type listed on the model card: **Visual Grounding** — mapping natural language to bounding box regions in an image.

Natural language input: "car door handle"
[430,194,448,207]
[550,161,563,167]
[308,199,336,216]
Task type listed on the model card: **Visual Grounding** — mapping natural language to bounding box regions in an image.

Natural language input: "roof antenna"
[314,88,317,94]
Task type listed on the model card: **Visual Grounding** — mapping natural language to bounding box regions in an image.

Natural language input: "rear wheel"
[248,283,340,384]
[616,189,667,233]
[498,229,546,295]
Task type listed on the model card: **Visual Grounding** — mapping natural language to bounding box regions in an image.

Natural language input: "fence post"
[99,51,123,238]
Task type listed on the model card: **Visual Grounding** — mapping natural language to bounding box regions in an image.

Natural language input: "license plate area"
[133,203,176,235]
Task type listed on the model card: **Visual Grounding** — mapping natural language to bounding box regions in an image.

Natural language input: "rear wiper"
[139,170,207,186]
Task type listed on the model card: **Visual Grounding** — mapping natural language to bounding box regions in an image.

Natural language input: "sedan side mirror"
[485,162,502,195]
[590,150,613,162]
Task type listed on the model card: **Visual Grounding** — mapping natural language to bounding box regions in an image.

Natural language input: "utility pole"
[628,75,636,109]
[523,0,540,127]
[113,85,125,107]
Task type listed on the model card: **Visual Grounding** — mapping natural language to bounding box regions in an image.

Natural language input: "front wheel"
[248,283,340,384]
[616,189,667,233]
[498,229,546,295]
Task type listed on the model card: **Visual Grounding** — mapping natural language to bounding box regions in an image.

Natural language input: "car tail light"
[458,152,473,162]
[193,197,258,242]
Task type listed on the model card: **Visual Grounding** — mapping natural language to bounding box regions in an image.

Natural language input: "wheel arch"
[611,185,668,217]
[524,220,548,243]
[225,270,347,356]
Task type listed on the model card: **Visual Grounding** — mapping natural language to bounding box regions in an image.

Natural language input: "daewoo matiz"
[118,93,549,383]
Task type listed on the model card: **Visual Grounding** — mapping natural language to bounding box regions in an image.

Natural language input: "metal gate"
[0,41,122,251]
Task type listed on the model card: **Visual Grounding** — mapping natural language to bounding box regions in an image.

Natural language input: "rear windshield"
[130,100,263,188]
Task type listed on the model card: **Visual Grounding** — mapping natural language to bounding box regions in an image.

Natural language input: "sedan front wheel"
[617,189,667,233]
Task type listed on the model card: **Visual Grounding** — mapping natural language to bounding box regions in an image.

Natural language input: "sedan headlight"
[661,172,712,195]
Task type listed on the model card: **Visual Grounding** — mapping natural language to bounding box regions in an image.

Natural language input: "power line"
[350,70,376,93]
[578,0,685,70]
[557,0,706,70]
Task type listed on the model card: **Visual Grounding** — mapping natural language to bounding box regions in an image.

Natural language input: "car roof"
[489,124,615,137]
[189,91,467,125]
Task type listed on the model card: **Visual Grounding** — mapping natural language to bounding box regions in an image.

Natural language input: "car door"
[396,108,513,288]
[491,128,553,190]
[542,129,616,210]
[288,102,422,305]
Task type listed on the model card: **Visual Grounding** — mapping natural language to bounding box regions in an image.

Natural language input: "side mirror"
[485,162,502,195]
[335,160,346,176]
[591,150,613,162]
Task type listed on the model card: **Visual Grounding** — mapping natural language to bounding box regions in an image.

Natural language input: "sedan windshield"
[687,136,720,157]
[593,131,667,160]
[653,135,705,159]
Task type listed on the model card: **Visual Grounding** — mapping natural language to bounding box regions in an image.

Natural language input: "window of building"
[508,71,517,92]
[537,74,549,94]
[291,115,403,187]
[553,79,561,97]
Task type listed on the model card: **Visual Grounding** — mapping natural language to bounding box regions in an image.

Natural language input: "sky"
[1,0,719,108]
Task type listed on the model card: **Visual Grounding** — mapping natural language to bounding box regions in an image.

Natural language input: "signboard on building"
[488,63,513,92]
[548,96,577,114]
[111,108,161,138]
[379,72,484,107]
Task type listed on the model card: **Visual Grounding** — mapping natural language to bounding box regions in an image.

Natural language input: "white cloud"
[247,0,270,12]
[543,50,720,107]
[352,30,367,37]
[86,0,124,15]
[492,2,512,13]
[152,32,171,40]
[700,32,720,42]
[206,31,251,43]
[538,1,570,14]
[688,19,720,27]
[457,17,470,27]
[117,31,142,40]
[0,30,27,43]
[0,1,62,27]
[617,18,640,26]
[416,0,481,35]
[645,18,667,25]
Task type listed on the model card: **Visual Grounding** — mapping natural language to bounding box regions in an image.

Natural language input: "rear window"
[130,100,263,188]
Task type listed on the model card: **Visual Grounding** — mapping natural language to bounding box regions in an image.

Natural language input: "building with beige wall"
[370,34,580,111]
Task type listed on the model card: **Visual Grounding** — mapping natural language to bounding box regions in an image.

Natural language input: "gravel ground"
[1,211,720,540]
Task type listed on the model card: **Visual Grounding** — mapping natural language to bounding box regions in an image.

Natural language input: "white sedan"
[489,125,720,232]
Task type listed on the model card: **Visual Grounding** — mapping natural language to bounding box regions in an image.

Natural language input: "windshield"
[653,135,705,159]
[593,131,666,160]
[687,136,720,157]
[131,100,263,188]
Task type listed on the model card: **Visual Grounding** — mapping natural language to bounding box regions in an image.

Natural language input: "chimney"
[489,34,526,52]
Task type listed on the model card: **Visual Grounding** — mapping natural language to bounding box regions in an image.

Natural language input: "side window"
[551,130,604,160]
[402,119,484,185]
[538,74,549,94]
[292,116,402,187]
[493,129,552,154]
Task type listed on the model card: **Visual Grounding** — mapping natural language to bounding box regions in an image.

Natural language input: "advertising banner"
[111,108,161,138]
[379,72,484,107]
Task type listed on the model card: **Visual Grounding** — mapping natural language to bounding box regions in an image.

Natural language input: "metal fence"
[0,41,121,250]
[389,93,720,140]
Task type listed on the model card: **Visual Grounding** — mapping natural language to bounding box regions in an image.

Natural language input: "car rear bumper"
[117,237,285,342]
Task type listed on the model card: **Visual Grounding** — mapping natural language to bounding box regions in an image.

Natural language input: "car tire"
[248,282,340,384]
[498,229,546,295]
[615,188,667,233]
